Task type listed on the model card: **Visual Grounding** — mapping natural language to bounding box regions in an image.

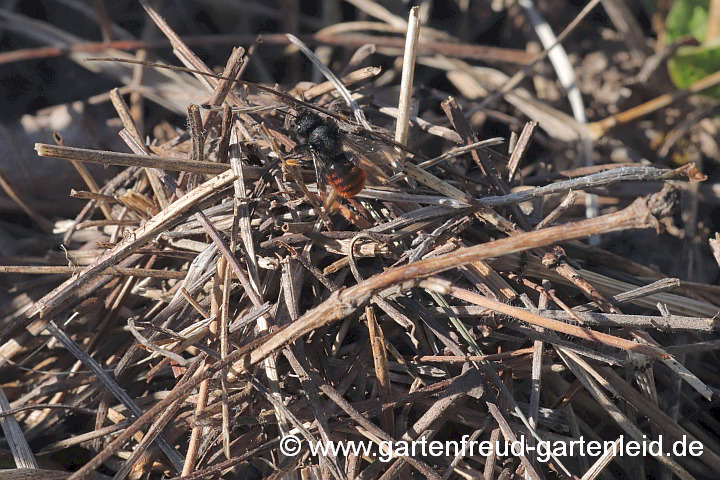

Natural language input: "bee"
[294,110,367,199]
[288,106,408,208]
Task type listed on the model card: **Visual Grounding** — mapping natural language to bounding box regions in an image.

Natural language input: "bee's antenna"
[87,57,239,83]
[87,57,346,120]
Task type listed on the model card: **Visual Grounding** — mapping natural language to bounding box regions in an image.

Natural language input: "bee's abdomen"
[325,153,367,198]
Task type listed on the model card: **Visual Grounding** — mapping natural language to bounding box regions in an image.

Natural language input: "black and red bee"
[286,106,405,209]
[293,110,367,199]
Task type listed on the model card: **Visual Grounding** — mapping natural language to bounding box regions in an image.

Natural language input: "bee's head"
[294,110,324,140]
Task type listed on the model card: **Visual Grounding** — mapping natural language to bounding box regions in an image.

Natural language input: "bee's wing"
[310,149,331,199]
[341,133,401,185]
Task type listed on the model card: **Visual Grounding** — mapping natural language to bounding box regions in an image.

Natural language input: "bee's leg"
[322,189,339,213]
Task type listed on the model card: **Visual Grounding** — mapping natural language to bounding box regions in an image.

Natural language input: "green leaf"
[667,41,720,98]
[665,0,709,44]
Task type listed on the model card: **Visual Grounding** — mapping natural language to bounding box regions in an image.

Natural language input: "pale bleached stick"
[394,6,420,150]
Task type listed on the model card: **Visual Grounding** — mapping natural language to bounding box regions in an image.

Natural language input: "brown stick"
[0,170,54,233]
[0,266,187,279]
[445,285,667,359]
[0,33,535,66]
[507,121,538,183]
